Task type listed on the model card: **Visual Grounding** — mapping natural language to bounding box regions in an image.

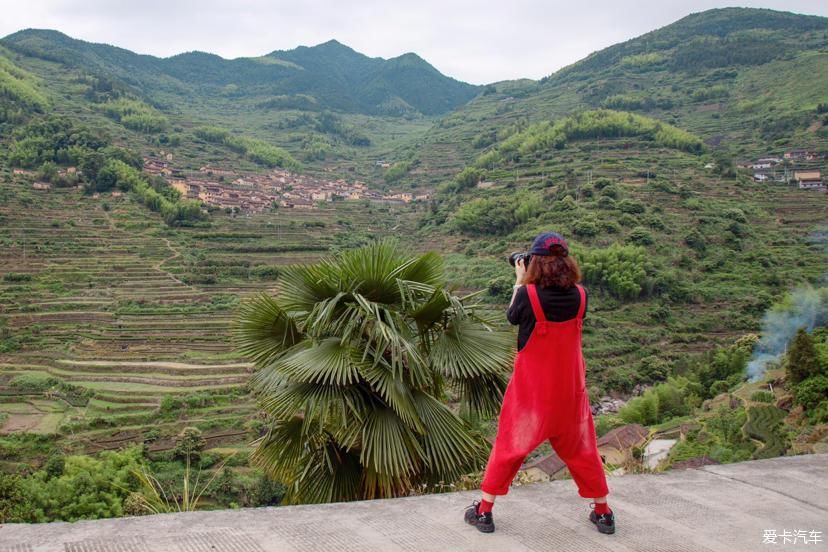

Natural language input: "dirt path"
[57,359,252,370]
[153,236,196,290]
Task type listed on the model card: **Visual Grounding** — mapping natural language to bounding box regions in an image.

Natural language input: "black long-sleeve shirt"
[506,285,588,351]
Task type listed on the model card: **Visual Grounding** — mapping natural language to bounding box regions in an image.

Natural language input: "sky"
[1,1,827,85]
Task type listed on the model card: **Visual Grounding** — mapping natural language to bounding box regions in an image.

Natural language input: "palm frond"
[256,381,367,434]
[429,316,513,379]
[453,373,510,420]
[301,291,350,338]
[356,356,423,431]
[360,466,413,499]
[337,239,406,303]
[392,251,445,287]
[273,337,362,386]
[288,441,363,504]
[408,287,452,332]
[232,293,302,367]
[249,417,311,483]
[278,261,342,312]
[359,407,424,479]
[411,391,488,481]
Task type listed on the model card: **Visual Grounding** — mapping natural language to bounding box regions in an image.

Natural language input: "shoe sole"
[590,516,615,535]
[465,515,495,533]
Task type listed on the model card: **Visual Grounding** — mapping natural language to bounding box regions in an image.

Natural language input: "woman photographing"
[464,232,614,535]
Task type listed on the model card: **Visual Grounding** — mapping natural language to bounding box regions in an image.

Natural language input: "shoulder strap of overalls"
[575,284,586,320]
[527,284,546,322]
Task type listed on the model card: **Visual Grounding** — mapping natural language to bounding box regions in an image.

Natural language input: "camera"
[508,251,532,267]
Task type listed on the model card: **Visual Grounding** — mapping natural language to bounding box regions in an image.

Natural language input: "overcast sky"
[1,1,826,84]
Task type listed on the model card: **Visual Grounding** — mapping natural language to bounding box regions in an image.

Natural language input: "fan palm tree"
[232,240,512,504]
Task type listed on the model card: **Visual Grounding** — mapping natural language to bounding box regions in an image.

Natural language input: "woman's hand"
[514,257,527,285]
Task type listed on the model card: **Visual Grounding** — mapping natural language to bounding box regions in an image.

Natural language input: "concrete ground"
[1,453,826,552]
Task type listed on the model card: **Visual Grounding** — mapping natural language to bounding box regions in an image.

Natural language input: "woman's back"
[507,285,588,351]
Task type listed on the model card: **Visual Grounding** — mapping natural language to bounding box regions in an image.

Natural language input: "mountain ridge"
[0,29,479,116]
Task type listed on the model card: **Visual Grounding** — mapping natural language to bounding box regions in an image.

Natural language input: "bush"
[580,244,652,300]
[572,218,599,237]
[599,184,621,199]
[684,230,706,253]
[792,375,828,411]
[808,400,828,424]
[617,199,646,214]
[618,377,697,426]
[10,373,60,392]
[750,391,775,403]
[11,445,145,522]
[100,99,168,133]
[454,167,484,190]
[628,226,654,245]
[596,196,616,210]
[452,192,541,236]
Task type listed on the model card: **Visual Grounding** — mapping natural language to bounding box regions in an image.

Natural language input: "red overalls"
[481,283,609,498]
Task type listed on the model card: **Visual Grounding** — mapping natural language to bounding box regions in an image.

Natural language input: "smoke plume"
[746,286,826,382]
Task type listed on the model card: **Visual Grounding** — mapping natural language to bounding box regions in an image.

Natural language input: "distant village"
[143,153,430,213]
[736,149,826,190]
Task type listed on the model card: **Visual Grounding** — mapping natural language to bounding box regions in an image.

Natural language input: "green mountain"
[407,7,828,185]
[0,30,479,116]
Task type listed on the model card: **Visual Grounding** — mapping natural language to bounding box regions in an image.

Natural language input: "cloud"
[1,0,827,84]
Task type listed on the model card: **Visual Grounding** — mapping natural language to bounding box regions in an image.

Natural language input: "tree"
[793,375,828,411]
[786,328,819,385]
[173,427,207,460]
[232,240,512,504]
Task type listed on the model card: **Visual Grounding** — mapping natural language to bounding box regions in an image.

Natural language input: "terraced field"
[0,174,420,460]
[744,405,789,459]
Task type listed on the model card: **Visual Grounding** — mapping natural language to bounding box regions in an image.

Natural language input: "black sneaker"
[589,504,615,535]
[464,500,495,533]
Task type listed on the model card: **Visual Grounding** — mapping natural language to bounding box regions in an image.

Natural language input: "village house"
[784,149,819,161]
[520,424,650,483]
[291,199,314,210]
[143,157,172,176]
[385,192,413,203]
[200,165,235,177]
[32,182,50,190]
[522,453,568,482]
[794,171,825,190]
[596,424,650,465]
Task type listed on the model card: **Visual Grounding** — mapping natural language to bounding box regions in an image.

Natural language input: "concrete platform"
[1,454,826,552]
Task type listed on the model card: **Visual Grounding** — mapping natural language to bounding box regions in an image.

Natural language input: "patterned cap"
[529,232,569,256]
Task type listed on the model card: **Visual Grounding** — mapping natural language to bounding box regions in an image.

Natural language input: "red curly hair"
[524,251,581,288]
